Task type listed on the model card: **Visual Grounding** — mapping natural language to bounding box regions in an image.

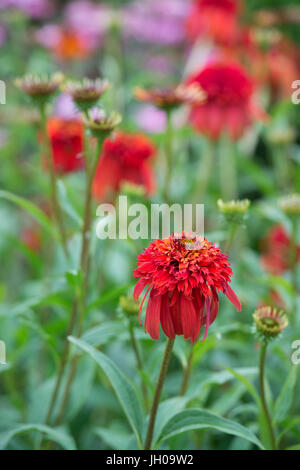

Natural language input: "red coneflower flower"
[133,233,241,342]
[260,224,300,275]
[185,0,241,46]
[186,62,263,140]
[46,117,84,174]
[92,131,156,201]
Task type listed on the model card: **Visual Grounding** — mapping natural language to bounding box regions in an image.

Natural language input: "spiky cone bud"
[134,84,206,111]
[218,199,250,224]
[253,306,288,343]
[63,78,111,113]
[83,107,122,139]
[15,72,64,107]
[279,194,300,218]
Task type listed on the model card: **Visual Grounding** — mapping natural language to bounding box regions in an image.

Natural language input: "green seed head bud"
[120,295,140,317]
[63,78,110,113]
[279,194,300,218]
[84,107,121,138]
[120,182,146,199]
[15,72,64,106]
[267,127,296,145]
[218,199,250,224]
[253,306,288,342]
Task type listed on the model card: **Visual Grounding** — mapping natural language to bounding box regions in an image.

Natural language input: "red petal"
[201,297,211,343]
[145,290,162,340]
[180,295,197,341]
[138,285,151,326]
[170,302,183,335]
[225,284,242,312]
[160,295,175,339]
[133,278,148,300]
[210,287,219,325]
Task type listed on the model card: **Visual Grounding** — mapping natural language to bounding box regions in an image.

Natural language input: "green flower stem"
[271,145,290,192]
[128,321,149,411]
[224,222,239,255]
[163,110,173,204]
[259,342,276,450]
[45,137,104,429]
[53,138,104,427]
[144,338,175,450]
[39,104,69,258]
[192,139,215,203]
[219,135,238,201]
[290,217,298,318]
[179,344,194,396]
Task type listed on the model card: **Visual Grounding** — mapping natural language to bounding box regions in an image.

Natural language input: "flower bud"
[279,194,300,218]
[120,295,140,317]
[253,306,288,342]
[83,107,121,138]
[15,72,64,106]
[218,199,250,224]
[63,78,110,113]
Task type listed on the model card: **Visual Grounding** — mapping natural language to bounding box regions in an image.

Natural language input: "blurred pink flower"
[64,0,111,47]
[123,0,190,46]
[53,94,80,121]
[0,0,53,18]
[134,105,166,134]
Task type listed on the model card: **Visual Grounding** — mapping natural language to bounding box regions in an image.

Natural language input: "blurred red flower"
[133,233,241,343]
[260,224,300,275]
[186,62,264,140]
[185,0,242,45]
[92,132,156,201]
[46,117,84,174]
[21,225,42,252]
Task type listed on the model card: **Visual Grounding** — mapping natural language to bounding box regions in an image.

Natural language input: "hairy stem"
[39,105,69,258]
[144,337,175,450]
[53,138,104,426]
[219,135,238,201]
[259,342,276,450]
[163,110,173,204]
[45,137,103,429]
[179,344,194,396]
[129,322,148,411]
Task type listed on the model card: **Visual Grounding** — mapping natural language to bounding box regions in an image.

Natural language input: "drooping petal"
[160,294,175,339]
[180,295,197,341]
[133,278,148,300]
[169,302,183,335]
[224,284,242,311]
[138,285,151,325]
[210,287,219,324]
[144,289,163,340]
[201,296,211,343]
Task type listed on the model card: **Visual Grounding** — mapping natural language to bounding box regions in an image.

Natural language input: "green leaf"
[57,180,82,227]
[274,367,298,424]
[157,409,264,450]
[86,283,133,313]
[68,336,144,449]
[152,397,189,448]
[0,424,76,450]
[222,366,260,407]
[94,426,133,450]
[82,322,124,348]
[0,190,58,239]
